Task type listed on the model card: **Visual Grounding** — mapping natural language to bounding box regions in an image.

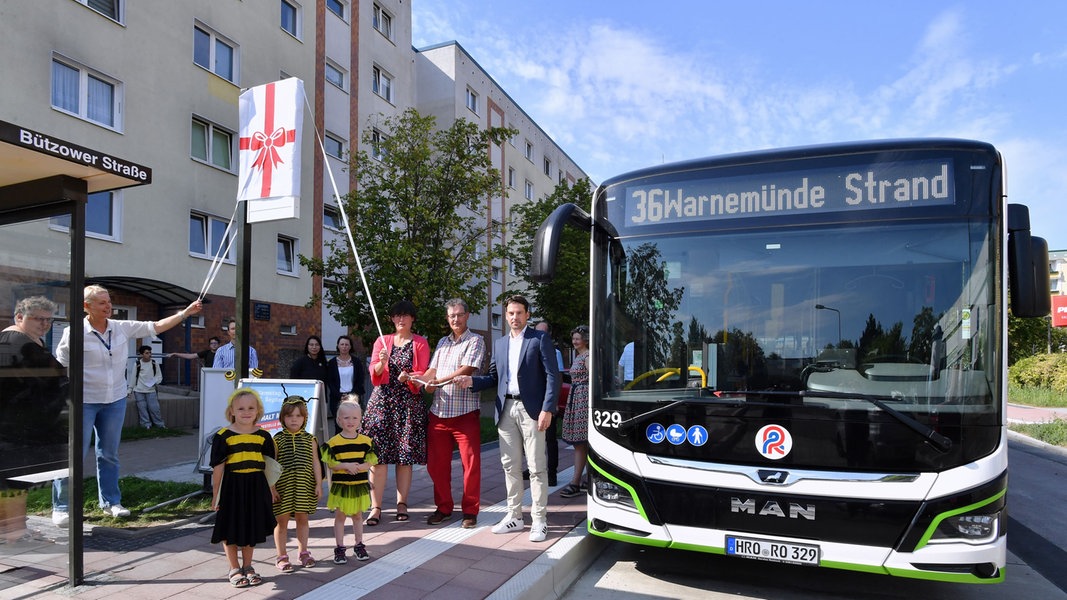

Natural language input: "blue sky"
[412,1,1067,249]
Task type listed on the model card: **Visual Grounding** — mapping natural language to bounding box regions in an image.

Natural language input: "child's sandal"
[276,554,293,573]
[299,550,316,568]
[228,567,249,588]
[245,567,263,586]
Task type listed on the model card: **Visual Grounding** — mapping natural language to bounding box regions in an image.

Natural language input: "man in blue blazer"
[455,295,560,542]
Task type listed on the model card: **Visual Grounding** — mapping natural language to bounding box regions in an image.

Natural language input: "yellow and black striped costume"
[209,427,277,546]
[272,428,319,516]
[322,432,377,515]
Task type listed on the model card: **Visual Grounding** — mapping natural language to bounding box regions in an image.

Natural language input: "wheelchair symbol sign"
[646,423,666,444]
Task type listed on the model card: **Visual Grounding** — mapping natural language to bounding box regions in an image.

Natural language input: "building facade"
[0,0,587,381]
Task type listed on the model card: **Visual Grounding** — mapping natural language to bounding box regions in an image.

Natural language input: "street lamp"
[815,304,841,346]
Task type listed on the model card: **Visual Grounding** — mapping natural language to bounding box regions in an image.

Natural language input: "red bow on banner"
[248,127,295,172]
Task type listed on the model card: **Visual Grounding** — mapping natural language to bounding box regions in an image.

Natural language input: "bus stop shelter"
[0,118,152,586]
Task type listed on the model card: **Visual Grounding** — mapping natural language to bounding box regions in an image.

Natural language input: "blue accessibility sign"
[666,424,687,445]
[646,423,666,444]
[687,425,708,446]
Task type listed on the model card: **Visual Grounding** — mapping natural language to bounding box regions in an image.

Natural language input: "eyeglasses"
[447,312,468,320]
[26,316,54,324]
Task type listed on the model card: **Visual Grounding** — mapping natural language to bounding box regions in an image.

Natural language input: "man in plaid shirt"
[422,298,486,528]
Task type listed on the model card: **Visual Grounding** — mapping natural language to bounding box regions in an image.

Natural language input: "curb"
[487,522,607,600]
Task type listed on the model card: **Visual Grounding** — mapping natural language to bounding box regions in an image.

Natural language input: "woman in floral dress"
[361,300,430,524]
[559,325,590,498]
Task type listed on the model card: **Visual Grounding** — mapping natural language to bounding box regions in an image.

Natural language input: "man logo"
[758,470,788,484]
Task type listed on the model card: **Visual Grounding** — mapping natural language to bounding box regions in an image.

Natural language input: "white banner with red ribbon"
[238,78,303,223]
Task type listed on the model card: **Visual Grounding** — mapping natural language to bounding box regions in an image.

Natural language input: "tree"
[504,178,593,344]
[618,242,685,368]
[300,109,515,346]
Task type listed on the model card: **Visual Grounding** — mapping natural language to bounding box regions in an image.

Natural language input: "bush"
[1008,353,1067,392]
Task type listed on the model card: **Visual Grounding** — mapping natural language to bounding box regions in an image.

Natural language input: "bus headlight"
[931,512,1000,543]
[593,476,636,509]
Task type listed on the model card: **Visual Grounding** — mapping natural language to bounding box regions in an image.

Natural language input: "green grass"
[120,425,189,442]
[26,476,212,528]
[1009,385,1067,447]
[1008,384,1067,408]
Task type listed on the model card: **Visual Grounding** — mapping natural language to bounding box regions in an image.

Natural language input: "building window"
[371,128,387,160]
[51,57,121,129]
[280,1,300,37]
[52,190,121,239]
[193,23,237,83]
[191,117,234,171]
[507,124,516,147]
[326,0,345,20]
[324,205,344,230]
[280,324,298,336]
[373,4,393,39]
[492,267,502,283]
[543,157,552,177]
[491,312,502,329]
[324,133,345,159]
[524,140,533,161]
[277,235,298,275]
[325,61,346,90]
[75,0,122,22]
[465,88,479,115]
[372,66,393,102]
[507,167,515,189]
[189,212,234,261]
[524,180,534,200]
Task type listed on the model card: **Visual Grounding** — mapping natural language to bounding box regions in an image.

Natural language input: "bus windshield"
[603,219,996,419]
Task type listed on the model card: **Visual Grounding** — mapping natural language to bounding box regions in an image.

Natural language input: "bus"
[531,139,1050,583]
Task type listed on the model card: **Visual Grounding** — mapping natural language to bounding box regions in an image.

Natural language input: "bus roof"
[599,138,998,190]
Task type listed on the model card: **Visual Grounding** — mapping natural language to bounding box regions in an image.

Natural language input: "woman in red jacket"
[361,300,430,525]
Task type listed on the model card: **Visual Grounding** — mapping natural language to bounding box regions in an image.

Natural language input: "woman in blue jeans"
[52,285,202,526]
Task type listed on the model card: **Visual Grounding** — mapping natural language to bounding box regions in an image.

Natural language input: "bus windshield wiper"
[801,389,953,452]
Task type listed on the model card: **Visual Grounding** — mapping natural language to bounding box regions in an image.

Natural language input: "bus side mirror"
[1007,203,1051,318]
[531,202,592,283]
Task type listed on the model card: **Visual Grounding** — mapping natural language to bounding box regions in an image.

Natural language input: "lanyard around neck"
[92,329,112,356]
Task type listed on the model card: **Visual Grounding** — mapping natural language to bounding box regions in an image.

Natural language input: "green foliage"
[1008,352,1067,392]
[504,178,594,343]
[1009,383,1067,408]
[1008,314,1067,365]
[301,109,516,346]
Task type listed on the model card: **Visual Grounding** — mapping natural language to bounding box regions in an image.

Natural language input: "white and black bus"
[532,139,1050,582]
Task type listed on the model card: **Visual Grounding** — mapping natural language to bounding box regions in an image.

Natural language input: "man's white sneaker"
[105,504,131,518]
[529,519,548,542]
[491,516,524,534]
[51,510,69,528]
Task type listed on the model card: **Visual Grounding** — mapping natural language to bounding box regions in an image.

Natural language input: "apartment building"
[0,0,587,380]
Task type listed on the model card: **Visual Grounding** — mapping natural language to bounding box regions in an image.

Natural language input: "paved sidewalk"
[0,431,604,599]
[1007,403,1067,424]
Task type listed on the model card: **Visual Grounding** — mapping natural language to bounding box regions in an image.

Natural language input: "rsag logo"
[755,424,792,460]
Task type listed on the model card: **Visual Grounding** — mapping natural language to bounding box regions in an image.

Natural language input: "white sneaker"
[105,504,131,518]
[491,516,524,534]
[52,510,69,528]
[529,519,548,542]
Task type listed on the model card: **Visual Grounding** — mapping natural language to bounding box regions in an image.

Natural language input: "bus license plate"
[726,535,819,566]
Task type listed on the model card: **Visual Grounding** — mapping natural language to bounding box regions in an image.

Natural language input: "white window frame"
[524,140,534,161]
[371,128,387,161]
[50,55,123,130]
[326,0,345,21]
[191,116,235,172]
[524,179,534,200]
[465,88,479,115]
[189,211,235,262]
[277,235,299,276]
[372,65,393,103]
[492,266,502,284]
[544,156,552,177]
[193,22,239,84]
[373,3,393,40]
[74,0,123,23]
[324,132,345,160]
[280,0,301,39]
[507,167,515,189]
[50,189,123,241]
[325,60,346,91]
[324,205,344,231]
[280,324,298,336]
